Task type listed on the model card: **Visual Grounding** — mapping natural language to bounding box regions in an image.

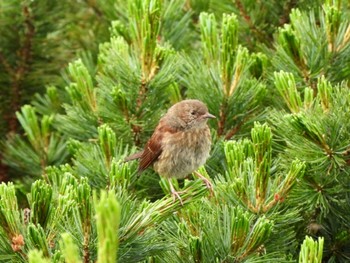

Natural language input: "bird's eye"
[191,110,196,115]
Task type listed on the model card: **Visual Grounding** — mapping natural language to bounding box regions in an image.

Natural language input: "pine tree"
[1,0,350,262]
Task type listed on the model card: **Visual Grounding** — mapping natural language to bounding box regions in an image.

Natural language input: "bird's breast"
[153,127,211,178]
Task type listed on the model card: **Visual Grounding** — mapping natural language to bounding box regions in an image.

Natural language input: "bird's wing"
[138,121,178,173]
[138,136,162,172]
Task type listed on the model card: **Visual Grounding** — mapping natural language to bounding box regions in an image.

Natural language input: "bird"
[125,99,215,204]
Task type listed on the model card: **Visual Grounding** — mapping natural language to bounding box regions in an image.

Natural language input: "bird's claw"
[194,171,214,196]
[171,189,183,205]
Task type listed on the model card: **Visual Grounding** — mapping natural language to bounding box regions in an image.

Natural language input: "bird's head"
[166,99,216,130]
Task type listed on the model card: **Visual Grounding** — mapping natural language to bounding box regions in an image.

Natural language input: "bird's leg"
[194,171,214,195]
[168,178,183,205]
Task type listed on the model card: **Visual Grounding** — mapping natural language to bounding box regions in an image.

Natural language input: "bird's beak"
[203,113,216,119]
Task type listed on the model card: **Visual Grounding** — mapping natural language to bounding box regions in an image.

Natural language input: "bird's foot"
[194,171,214,196]
[168,178,184,205]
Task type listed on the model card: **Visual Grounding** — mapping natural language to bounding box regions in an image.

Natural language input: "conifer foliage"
[1,0,350,262]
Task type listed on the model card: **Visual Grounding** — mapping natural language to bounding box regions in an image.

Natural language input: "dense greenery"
[1,0,349,262]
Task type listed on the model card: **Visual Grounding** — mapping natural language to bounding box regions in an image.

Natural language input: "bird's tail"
[124,151,143,162]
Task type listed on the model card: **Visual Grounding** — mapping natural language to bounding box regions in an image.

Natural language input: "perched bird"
[125,99,215,203]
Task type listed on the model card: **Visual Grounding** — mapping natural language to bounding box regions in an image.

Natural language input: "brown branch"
[136,78,148,110]
[131,124,142,146]
[0,52,14,76]
[301,129,333,160]
[342,147,350,166]
[83,229,90,263]
[234,0,252,26]
[279,0,298,26]
[217,103,227,137]
[132,79,148,146]
[0,162,9,183]
[7,5,35,132]
[132,63,159,146]
[234,0,271,46]
[20,7,35,72]
[85,0,103,17]
[0,5,35,180]
[224,119,245,140]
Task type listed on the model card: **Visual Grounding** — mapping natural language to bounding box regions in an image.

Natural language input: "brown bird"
[125,99,215,203]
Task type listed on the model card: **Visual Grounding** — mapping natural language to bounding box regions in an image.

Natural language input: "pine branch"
[221,122,305,214]
[272,3,350,86]
[3,105,69,178]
